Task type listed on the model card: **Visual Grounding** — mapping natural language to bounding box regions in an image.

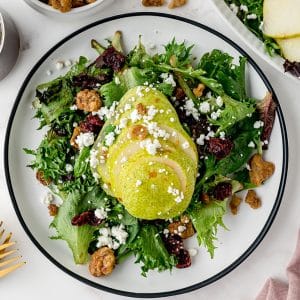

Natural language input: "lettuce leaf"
[189,201,227,258]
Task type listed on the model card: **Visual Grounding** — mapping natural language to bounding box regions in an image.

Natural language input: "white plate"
[4,13,288,297]
[210,0,299,82]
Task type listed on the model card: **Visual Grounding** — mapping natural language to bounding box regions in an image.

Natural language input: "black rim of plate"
[4,12,288,298]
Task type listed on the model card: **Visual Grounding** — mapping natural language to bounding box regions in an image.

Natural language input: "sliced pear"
[263,0,300,38]
[276,36,300,62]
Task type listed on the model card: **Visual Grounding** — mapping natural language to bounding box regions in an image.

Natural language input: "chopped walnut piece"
[76,89,101,112]
[245,190,261,209]
[49,0,72,12]
[168,0,187,9]
[129,125,148,140]
[70,126,81,149]
[230,194,242,215]
[142,0,164,6]
[193,83,205,97]
[89,247,116,277]
[36,170,52,186]
[168,215,194,239]
[249,154,275,186]
[136,103,147,115]
[48,204,59,216]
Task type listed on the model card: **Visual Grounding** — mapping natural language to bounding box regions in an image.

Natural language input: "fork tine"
[0,261,25,278]
[0,242,15,252]
[0,249,17,260]
[0,256,22,268]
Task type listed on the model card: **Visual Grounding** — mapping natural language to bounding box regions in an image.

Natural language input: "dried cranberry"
[52,125,67,137]
[73,74,110,89]
[213,182,232,200]
[258,93,276,150]
[207,137,234,159]
[163,234,184,256]
[80,114,103,134]
[71,210,102,226]
[95,47,126,72]
[283,60,300,77]
[176,249,191,268]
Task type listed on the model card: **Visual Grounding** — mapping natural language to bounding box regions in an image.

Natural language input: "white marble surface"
[0,0,299,299]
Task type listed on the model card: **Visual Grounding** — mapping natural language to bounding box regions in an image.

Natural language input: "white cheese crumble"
[90,149,99,168]
[65,164,73,173]
[183,99,200,120]
[219,131,226,139]
[114,76,120,85]
[64,59,72,67]
[42,192,54,205]
[46,70,52,76]
[55,61,64,70]
[140,138,161,155]
[104,132,116,147]
[216,96,223,107]
[145,121,170,140]
[177,225,186,233]
[160,73,176,87]
[240,4,248,12]
[247,13,257,20]
[182,142,190,149]
[170,117,175,122]
[94,207,108,220]
[248,141,255,148]
[199,101,210,114]
[229,3,239,14]
[167,186,184,203]
[124,103,132,111]
[210,109,222,120]
[254,120,264,129]
[75,132,94,150]
[196,134,205,146]
[130,109,142,122]
[70,104,77,111]
[188,248,198,257]
[143,105,158,121]
[136,180,142,187]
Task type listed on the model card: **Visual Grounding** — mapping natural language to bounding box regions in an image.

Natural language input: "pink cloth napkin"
[256,230,300,300]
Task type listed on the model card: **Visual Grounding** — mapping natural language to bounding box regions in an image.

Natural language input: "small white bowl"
[0,8,20,81]
[23,0,112,19]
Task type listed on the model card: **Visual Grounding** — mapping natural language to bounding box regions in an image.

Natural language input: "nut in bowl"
[23,0,112,19]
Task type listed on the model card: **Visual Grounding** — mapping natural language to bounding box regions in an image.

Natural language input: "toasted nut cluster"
[129,125,148,140]
[142,0,164,6]
[76,89,101,112]
[229,194,242,215]
[193,83,205,97]
[36,170,52,186]
[245,190,261,209]
[168,215,195,239]
[47,0,95,12]
[89,247,116,277]
[48,204,59,216]
[249,154,275,186]
[168,0,187,9]
[70,126,82,149]
[136,103,147,115]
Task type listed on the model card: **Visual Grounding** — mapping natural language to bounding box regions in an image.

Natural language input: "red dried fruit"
[258,92,276,150]
[73,74,111,89]
[213,182,232,200]
[207,137,234,159]
[163,234,184,256]
[176,249,191,268]
[80,114,103,134]
[71,210,102,226]
[95,47,126,72]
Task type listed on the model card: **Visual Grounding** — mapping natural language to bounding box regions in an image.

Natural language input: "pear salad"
[225,0,300,77]
[25,31,276,277]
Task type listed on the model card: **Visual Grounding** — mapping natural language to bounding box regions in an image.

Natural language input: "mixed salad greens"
[25,31,275,276]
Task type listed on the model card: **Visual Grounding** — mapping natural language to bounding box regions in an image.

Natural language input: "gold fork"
[0,221,25,278]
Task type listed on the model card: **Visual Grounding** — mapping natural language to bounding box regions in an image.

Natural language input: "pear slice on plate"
[276,36,300,62]
[263,0,300,38]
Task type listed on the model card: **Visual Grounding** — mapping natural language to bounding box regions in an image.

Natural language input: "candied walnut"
[76,89,101,112]
[229,194,242,215]
[142,0,164,6]
[71,0,85,7]
[86,0,96,3]
[36,170,52,186]
[207,137,234,160]
[249,154,275,186]
[129,125,148,140]
[89,247,116,277]
[168,0,187,9]
[136,103,147,115]
[49,0,72,12]
[168,215,194,239]
[48,204,59,216]
[213,182,232,200]
[245,190,261,209]
[193,83,205,97]
[70,126,81,149]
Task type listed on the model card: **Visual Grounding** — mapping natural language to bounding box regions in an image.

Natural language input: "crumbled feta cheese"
[55,61,64,70]
[216,96,223,107]
[70,104,77,111]
[95,207,108,220]
[136,180,142,187]
[170,117,175,122]
[136,86,144,97]
[163,229,169,235]
[75,132,94,150]
[248,141,255,148]
[130,109,142,123]
[73,122,78,128]
[32,98,42,109]
[253,120,264,129]
[64,59,72,67]
[46,70,52,76]
[160,73,176,87]
[196,134,205,146]
[114,76,120,85]
[42,192,54,205]
[246,163,251,171]
[206,130,215,140]
[247,13,257,20]
[240,4,248,12]
[264,140,269,145]
[145,121,170,140]
[188,248,198,257]
[104,132,115,147]
[229,3,239,14]
[259,21,264,31]
[140,138,161,155]
[65,164,73,173]
[118,214,123,220]
[210,109,222,120]
[167,186,184,203]
[184,99,200,120]
[199,101,210,114]
[94,101,117,120]
[111,224,128,248]
[90,149,99,168]
[182,142,190,149]
[219,131,226,139]
[144,105,158,121]
[177,225,186,233]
